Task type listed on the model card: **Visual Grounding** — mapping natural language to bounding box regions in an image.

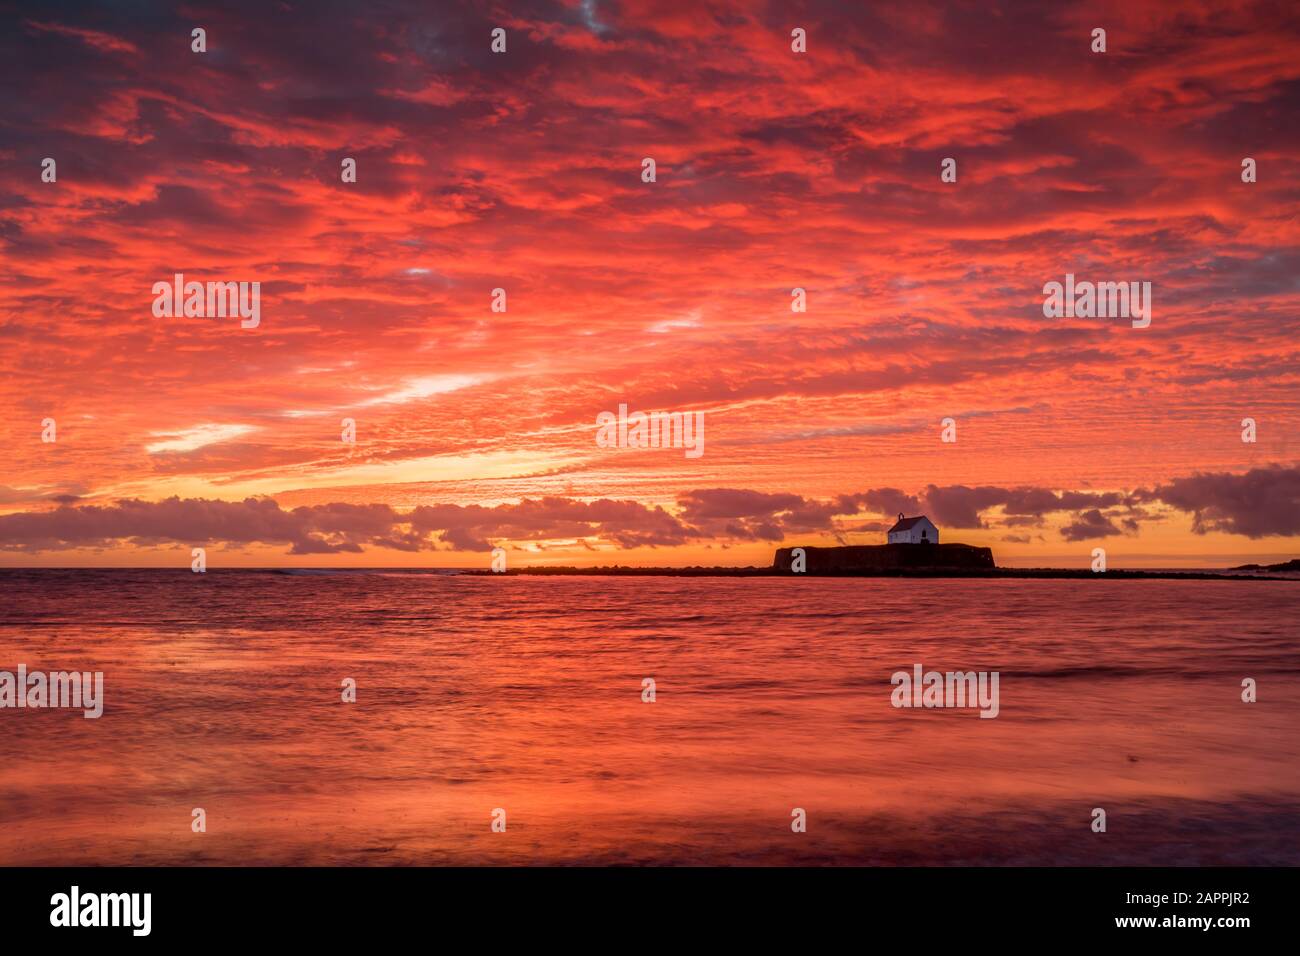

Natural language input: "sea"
[1,569,1297,865]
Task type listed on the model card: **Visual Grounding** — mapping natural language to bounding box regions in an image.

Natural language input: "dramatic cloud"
[676,490,839,541]
[0,495,686,554]
[1059,508,1124,542]
[1,1,1297,565]
[409,498,693,550]
[2,467,1295,555]
[1143,465,1300,538]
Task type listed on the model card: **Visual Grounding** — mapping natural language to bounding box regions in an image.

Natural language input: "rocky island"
[772,542,995,573]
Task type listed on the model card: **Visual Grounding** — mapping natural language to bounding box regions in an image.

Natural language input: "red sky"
[2,0,1299,568]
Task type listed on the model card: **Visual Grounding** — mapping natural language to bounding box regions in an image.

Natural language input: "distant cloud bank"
[1,466,1296,554]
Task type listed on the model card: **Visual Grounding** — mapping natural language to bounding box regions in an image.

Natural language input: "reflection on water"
[1,570,1297,865]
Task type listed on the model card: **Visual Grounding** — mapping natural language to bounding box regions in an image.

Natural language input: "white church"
[887,514,939,544]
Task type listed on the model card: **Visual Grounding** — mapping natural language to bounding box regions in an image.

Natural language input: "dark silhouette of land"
[467,544,1300,580]
[772,543,994,572]
[1230,558,1300,572]
[469,567,1297,579]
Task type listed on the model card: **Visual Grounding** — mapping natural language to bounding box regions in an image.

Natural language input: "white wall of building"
[888,518,939,544]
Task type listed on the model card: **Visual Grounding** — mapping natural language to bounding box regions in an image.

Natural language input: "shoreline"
[464,566,1300,580]
[2,566,1297,581]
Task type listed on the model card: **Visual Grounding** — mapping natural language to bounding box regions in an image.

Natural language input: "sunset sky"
[2,0,1298,568]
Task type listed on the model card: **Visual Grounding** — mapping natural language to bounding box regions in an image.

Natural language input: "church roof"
[888,515,932,533]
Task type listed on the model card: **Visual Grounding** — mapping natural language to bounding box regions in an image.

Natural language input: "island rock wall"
[772,543,995,573]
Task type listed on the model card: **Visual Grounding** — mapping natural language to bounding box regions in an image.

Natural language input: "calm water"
[1,570,1298,865]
